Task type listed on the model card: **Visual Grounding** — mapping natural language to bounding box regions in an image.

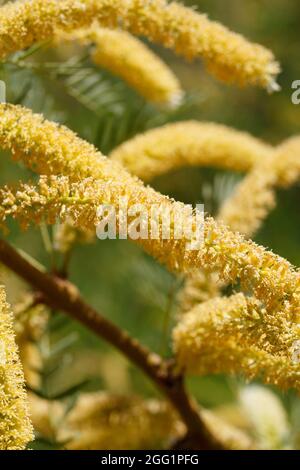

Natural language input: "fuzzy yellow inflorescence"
[0,286,34,449]
[110,121,273,181]
[219,136,300,237]
[173,294,300,391]
[57,28,183,106]
[0,0,279,89]
[29,391,183,450]
[0,104,299,321]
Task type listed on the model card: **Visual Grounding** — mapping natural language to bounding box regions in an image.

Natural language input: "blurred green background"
[0,0,300,446]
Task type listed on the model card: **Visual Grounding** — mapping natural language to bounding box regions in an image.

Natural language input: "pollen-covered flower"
[0,0,279,89]
[111,121,273,181]
[57,28,183,106]
[173,294,300,391]
[0,286,33,449]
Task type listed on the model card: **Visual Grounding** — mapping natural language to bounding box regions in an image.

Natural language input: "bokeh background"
[0,0,300,448]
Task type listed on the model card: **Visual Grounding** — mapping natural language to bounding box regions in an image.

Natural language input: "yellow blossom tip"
[173,294,300,391]
[56,27,183,106]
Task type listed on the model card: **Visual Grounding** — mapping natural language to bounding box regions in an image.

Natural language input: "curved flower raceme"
[56,28,183,106]
[0,104,299,318]
[110,121,273,181]
[173,294,300,391]
[219,136,300,237]
[0,286,34,449]
[0,0,279,89]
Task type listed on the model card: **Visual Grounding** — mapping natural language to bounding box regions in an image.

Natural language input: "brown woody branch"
[0,238,223,450]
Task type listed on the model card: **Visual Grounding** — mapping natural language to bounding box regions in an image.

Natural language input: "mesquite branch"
[0,238,223,450]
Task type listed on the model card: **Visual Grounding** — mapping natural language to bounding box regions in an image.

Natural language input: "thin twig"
[0,238,223,450]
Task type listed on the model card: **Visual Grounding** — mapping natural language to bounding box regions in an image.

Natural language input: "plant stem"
[0,238,223,450]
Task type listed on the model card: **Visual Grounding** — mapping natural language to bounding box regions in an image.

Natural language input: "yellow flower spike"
[173,294,300,392]
[110,121,273,181]
[0,286,33,449]
[219,136,300,238]
[0,0,279,89]
[0,168,299,321]
[57,28,183,106]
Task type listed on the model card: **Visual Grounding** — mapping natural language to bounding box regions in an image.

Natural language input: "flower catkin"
[29,391,183,450]
[0,104,300,320]
[57,28,183,106]
[173,294,300,391]
[219,136,300,237]
[0,0,279,89]
[0,286,33,449]
[110,121,273,181]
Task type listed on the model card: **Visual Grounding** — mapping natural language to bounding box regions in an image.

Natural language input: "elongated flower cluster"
[173,294,300,391]
[57,28,183,106]
[1,173,300,323]
[0,0,279,89]
[0,286,33,449]
[111,121,273,181]
[219,136,300,237]
[0,105,299,320]
[29,391,182,450]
